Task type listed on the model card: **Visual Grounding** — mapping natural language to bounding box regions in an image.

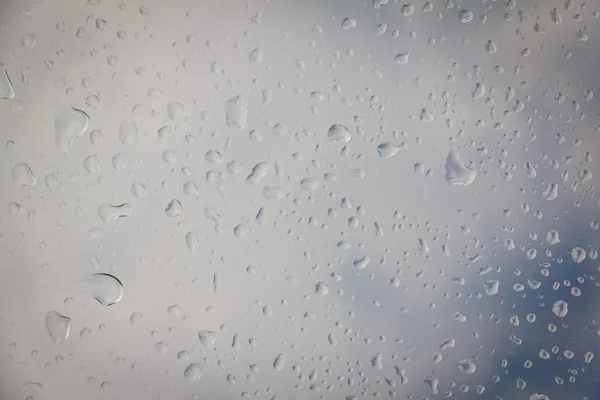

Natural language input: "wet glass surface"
[1,0,600,399]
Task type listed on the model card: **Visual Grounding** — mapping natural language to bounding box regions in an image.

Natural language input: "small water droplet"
[185,231,200,251]
[130,312,143,325]
[167,101,185,119]
[249,47,263,64]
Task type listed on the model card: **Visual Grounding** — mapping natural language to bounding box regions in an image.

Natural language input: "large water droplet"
[165,199,183,217]
[327,124,351,143]
[225,95,248,131]
[45,311,71,343]
[98,203,132,222]
[12,163,36,186]
[119,119,139,145]
[55,105,89,153]
[184,363,203,381]
[198,330,217,347]
[445,150,476,186]
[83,273,124,306]
[0,64,15,99]
[167,101,185,119]
[552,300,568,317]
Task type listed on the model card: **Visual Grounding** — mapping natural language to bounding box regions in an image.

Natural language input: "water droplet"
[225,95,248,131]
[377,143,401,159]
[394,52,410,64]
[198,330,217,347]
[132,182,147,197]
[249,48,263,64]
[0,64,15,99]
[12,163,36,186]
[98,203,132,222]
[255,207,268,226]
[315,282,329,295]
[83,273,124,306]
[424,376,439,394]
[458,9,473,23]
[445,150,476,186]
[184,363,203,381]
[571,247,585,263]
[457,359,476,374]
[185,231,200,251]
[247,162,269,184]
[130,312,143,325]
[45,311,71,343]
[21,33,37,48]
[83,155,100,174]
[353,254,370,270]
[471,82,485,99]
[263,186,284,200]
[165,199,183,217]
[529,394,549,400]
[300,177,318,191]
[483,280,499,296]
[552,300,568,317]
[112,152,128,170]
[154,341,168,354]
[85,94,102,109]
[167,101,185,119]
[327,124,351,143]
[419,108,434,122]
[341,17,357,29]
[55,105,89,153]
[273,353,286,370]
[119,119,139,145]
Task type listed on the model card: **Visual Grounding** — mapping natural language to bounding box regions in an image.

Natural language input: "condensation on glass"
[0,0,599,399]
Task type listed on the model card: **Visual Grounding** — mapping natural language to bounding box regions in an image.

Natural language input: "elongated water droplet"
[273,353,286,371]
[445,150,476,186]
[12,163,36,186]
[247,162,269,184]
[377,143,401,159]
[55,105,89,153]
[225,95,247,131]
[98,203,131,222]
[0,64,15,99]
[45,311,71,343]
[83,273,124,306]
[255,207,268,226]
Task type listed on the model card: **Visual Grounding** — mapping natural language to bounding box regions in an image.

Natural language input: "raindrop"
[184,363,203,381]
[119,119,139,146]
[273,353,286,371]
[12,163,36,186]
[0,64,15,99]
[83,273,124,306]
[45,311,71,343]
[98,203,131,222]
[55,105,89,153]
[198,330,217,347]
[327,124,351,143]
[445,150,476,186]
[225,95,248,131]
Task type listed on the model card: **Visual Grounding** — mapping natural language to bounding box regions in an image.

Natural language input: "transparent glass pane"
[1,0,599,399]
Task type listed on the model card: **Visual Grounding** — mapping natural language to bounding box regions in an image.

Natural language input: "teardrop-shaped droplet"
[98,203,132,222]
[12,163,36,186]
[83,273,124,306]
[327,124,351,143]
[55,105,89,153]
[45,311,71,343]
